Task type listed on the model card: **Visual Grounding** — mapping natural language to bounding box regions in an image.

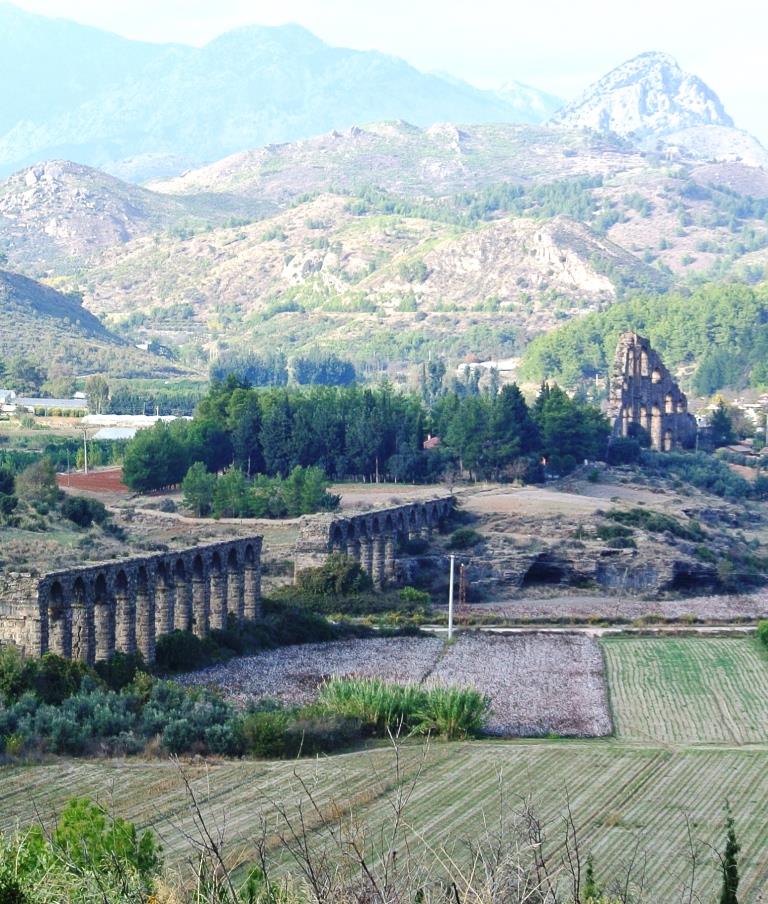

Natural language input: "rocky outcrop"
[607,332,697,451]
[551,52,732,140]
[461,533,719,598]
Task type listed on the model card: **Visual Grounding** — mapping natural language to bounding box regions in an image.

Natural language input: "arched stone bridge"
[294,497,454,587]
[0,537,262,664]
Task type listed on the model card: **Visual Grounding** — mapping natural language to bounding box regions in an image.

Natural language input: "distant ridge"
[551,52,733,138]
[0,5,555,181]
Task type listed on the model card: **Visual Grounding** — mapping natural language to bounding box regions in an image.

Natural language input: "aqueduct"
[607,332,697,451]
[294,497,454,586]
[0,537,262,664]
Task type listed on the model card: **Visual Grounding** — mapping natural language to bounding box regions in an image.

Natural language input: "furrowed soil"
[602,635,768,744]
[3,742,768,901]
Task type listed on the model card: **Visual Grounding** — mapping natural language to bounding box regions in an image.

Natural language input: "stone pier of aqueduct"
[294,497,455,587]
[0,498,454,664]
[0,538,262,664]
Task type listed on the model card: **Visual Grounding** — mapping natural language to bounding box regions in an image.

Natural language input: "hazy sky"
[9,0,768,143]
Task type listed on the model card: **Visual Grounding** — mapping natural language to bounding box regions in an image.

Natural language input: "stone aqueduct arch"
[8,537,262,665]
[294,497,454,588]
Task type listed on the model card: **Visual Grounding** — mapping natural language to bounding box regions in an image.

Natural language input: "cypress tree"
[719,804,740,904]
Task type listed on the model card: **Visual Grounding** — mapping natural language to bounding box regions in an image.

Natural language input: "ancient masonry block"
[607,332,697,451]
[293,497,455,589]
[0,536,262,664]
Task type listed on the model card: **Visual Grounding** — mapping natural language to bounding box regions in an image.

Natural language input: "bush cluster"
[606,507,705,542]
[447,527,483,550]
[640,451,752,500]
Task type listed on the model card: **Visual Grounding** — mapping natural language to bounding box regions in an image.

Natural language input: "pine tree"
[719,804,740,904]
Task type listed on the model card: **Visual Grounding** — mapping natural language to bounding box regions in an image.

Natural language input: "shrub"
[154,630,215,673]
[94,651,145,691]
[447,528,483,550]
[240,709,291,758]
[295,554,372,596]
[413,686,490,740]
[758,620,768,648]
[60,495,108,528]
[32,654,90,705]
[399,586,431,606]
[15,459,59,504]
[606,508,704,541]
[283,711,363,756]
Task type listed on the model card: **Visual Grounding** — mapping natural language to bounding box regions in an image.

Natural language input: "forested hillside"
[519,281,768,394]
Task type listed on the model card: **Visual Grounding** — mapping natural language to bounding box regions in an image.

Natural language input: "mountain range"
[1,8,768,386]
[0,3,559,181]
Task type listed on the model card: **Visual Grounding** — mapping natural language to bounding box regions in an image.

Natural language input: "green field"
[602,636,768,744]
[5,635,768,900]
[2,741,768,900]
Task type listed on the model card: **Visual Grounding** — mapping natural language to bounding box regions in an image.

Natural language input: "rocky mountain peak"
[551,51,733,139]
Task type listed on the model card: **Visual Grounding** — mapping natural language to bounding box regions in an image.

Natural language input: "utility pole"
[82,427,88,474]
[447,554,455,640]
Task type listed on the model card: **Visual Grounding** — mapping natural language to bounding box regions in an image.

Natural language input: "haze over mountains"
[0,3,558,181]
[1,3,768,385]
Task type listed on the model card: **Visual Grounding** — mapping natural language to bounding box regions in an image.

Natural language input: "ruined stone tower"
[608,332,697,451]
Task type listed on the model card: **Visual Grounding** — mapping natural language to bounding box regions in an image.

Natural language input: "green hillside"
[519,281,768,394]
[0,269,186,378]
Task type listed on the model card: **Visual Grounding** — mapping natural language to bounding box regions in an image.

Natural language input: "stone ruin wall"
[607,332,697,451]
[294,497,455,587]
[0,537,262,664]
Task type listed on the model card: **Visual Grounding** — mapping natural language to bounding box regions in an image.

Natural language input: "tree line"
[209,350,357,387]
[122,379,610,493]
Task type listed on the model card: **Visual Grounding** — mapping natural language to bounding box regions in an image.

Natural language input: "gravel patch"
[175,637,444,707]
[429,633,612,737]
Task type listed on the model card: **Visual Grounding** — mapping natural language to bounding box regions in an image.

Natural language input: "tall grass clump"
[318,677,426,735]
[414,686,490,740]
[318,677,489,739]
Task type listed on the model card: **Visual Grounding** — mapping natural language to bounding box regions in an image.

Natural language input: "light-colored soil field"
[602,636,768,745]
[176,637,444,706]
[177,633,611,737]
[4,742,768,901]
[463,487,606,517]
[470,591,768,623]
[330,482,450,511]
[427,633,611,736]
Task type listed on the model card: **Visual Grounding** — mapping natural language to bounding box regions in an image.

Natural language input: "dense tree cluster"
[519,282,768,395]
[210,350,357,387]
[122,379,610,493]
